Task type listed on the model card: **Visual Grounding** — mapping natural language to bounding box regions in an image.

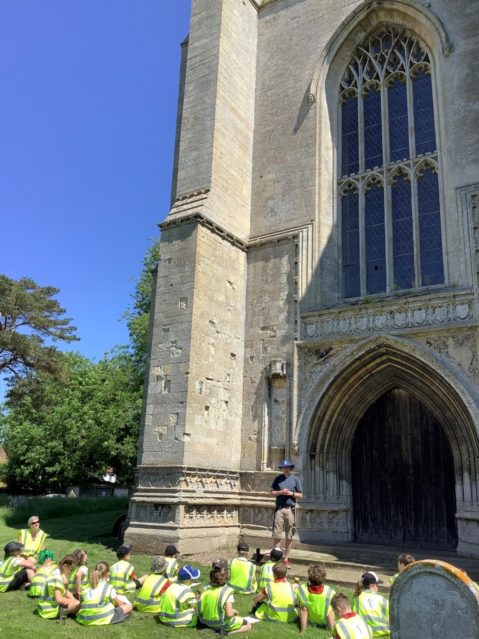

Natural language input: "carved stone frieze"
[133,503,177,525]
[183,506,237,525]
[240,506,275,529]
[137,467,240,492]
[301,293,474,340]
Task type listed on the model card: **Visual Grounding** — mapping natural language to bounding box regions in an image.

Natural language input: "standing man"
[270,459,303,566]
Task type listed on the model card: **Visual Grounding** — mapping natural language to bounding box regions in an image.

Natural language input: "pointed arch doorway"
[351,388,457,548]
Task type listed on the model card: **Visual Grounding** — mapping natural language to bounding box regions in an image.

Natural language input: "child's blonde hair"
[89,561,109,589]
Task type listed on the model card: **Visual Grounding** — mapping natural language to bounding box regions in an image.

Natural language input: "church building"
[126,0,479,557]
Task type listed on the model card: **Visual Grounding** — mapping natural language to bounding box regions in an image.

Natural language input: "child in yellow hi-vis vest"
[228,542,257,594]
[253,561,297,623]
[331,592,372,639]
[297,562,336,632]
[257,547,284,590]
[352,572,390,638]
[164,545,180,581]
[389,553,415,586]
[109,545,146,595]
[199,567,251,634]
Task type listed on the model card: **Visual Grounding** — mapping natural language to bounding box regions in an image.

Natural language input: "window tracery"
[338,26,444,298]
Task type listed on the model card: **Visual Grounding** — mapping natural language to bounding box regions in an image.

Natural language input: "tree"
[124,239,160,375]
[0,352,142,493]
[0,275,78,380]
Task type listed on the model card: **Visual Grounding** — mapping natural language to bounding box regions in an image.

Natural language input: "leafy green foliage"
[0,352,142,493]
[124,239,160,374]
[0,274,78,380]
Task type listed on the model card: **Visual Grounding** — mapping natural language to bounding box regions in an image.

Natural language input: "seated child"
[199,567,251,635]
[158,564,201,627]
[331,592,372,639]
[164,544,180,581]
[389,553,415,585]
[109,544,146,595]
[29,549,56,598]
[76,561,132,626]
[297,562,336,632]
[352,572,390,638]
[258,547,284,590]
[228,542,257,594]
[37,554,80,619]
[0,541,36,592]
[134,555,170,614]
[253,561,297,623]
[68,549,89,599]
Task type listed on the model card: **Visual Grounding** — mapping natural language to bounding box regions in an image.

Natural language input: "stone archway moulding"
[295,335,479,506]
[309,0,452,100]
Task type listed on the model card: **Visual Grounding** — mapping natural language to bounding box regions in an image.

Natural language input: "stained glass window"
[341,190,360,298]
[341,96,359,176]
[388,79,409,162]
[418,168,444,285]
[364,87,383,170]
[338,26,444,298]
[365,184,386,293]
[392,176,415,289]
[413,70,436,156]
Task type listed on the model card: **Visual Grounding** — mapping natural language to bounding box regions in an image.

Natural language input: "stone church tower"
[126,0,479,557]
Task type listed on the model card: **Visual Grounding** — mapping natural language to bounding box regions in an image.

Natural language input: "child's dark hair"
[58,554,77,576]
[331,592,350,613]
[308,562,327,586]
[72,548,87,566]
[398,553,415,567]
[116,544,131,559]
[210,568,229,586]
[353,579,366,598]
[272,562,288,580]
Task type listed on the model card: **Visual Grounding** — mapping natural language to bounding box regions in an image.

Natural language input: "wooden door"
[352,388,457,548]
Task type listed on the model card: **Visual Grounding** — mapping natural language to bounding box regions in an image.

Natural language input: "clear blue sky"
[0,1,191,391]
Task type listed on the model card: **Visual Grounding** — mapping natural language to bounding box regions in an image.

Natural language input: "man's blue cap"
[178,564,201,581]
[278,459,294,469]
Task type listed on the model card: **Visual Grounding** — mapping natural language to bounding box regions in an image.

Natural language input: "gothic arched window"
[339,27,444,298]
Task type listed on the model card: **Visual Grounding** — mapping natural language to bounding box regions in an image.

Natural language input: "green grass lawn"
[0,498,354,639]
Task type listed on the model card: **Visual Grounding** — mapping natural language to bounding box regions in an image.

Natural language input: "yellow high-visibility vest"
[37,572,65,619]
[228,557,257,594]
[29,562,57,598]
[258,560,275,589]
[297,583,335,626]
[109,559,136,594]
[352,590,390,637]
[158,582,197,627]
[18,528,47,557]
[134,574,169,613]
[256,580,297,623]
[165,557,179,580]
[0,557,22,593]
[335,614,373,639]
[76,582,116,625]
[67,566,89,596]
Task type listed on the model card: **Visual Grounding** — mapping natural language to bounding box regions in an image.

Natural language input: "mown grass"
[0,498,354,639]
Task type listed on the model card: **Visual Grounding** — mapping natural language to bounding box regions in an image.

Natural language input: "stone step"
[243,535,479,589]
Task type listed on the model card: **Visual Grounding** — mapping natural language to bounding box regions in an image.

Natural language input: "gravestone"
[390,560,479,638]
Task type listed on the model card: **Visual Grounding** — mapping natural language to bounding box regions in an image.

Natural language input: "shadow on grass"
[1,500,127,551]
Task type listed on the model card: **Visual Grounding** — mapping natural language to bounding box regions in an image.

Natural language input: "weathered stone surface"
[127,0,479,556]
[390,560,479,638]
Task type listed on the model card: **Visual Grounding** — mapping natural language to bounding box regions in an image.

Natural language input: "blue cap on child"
[178,565,201,580]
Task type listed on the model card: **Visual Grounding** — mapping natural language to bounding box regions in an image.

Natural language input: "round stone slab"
[390,559,479,639]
